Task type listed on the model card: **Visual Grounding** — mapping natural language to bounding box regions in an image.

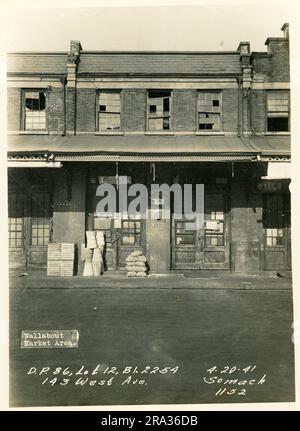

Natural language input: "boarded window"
[98,91,121,131]
[148,90,171,131]
[24,91,46,130]
[198,92,221,131]
[267,91,289,132]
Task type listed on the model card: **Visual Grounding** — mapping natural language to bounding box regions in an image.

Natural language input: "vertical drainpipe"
[237,76,242,137]
[237,41,252,138]
[66,40,82,135]
[60,75,67,136]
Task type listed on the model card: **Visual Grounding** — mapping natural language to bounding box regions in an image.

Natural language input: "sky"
[0,0,296,53]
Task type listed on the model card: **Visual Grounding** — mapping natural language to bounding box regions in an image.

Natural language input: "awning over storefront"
[7,160,62,168]
[261,162,291,180]
[7,135,290,162]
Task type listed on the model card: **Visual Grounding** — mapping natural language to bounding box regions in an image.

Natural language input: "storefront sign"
[257,181,283,192]
[21,330,79,348]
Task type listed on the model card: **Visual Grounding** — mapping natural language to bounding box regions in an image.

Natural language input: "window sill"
[265,132,291,136]
[94,132,124,136]
[145,132,175,136]
[195,132,225,136]
[18,131,49,135]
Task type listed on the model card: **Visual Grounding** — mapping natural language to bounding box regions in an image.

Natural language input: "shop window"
[267,91,289,132]
[148,90,171,131]
[23,91,46,130]
[8,193,25,247]
[198,92,221,131]
[121,220,141,246]
[204,194,225,246]
[98,91,121,131]
[175,221,196,245]
[266,228,284,246]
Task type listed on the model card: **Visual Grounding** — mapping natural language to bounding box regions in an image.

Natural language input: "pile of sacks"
[126,251,148,277]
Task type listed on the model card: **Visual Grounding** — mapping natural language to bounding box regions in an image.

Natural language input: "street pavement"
[9,285,295,407]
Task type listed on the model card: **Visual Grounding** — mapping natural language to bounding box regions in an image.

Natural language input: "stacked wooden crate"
[47,243,74,277]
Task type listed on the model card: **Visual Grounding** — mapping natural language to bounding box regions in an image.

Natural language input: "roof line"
[81,50,240,55]
[7,50,240,56]
[7,51,68,55]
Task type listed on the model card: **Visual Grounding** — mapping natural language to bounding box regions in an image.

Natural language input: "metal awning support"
[261,162,291,180]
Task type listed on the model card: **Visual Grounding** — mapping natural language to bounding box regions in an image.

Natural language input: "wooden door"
[28,191,52,268]
[263,194,291,271]
[8,190,51,269]
[117,219,146,269]
[172,191,230,270]
[8,192,27,269]
[201,192,230,269]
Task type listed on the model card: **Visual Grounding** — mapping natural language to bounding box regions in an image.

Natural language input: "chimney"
[281,23,289,38]
[238,42,252,89]
[67,40,82,87]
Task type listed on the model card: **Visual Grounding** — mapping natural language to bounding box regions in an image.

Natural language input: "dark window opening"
[99,105,106,112]
[199,123,213,130]
[163,98,169,113]
[149,105,156,113]
[267,117,289,132]
[213,100,219,107]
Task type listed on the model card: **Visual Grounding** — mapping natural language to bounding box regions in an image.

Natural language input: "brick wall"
[253,39,289,82]
[172,90,197,132]
[250,90,266,133]
[66,88,76,135]
[47,88,64,133]
[7,88,21,131]
[76,89,96,132]
[268,40,290,82]
[230,165,263,272]
[122,89,147,131]
[222,89,239,133]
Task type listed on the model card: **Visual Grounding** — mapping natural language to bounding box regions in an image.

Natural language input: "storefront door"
[263,194,291,271]
[172,192,230,270]
[8,190,52,269]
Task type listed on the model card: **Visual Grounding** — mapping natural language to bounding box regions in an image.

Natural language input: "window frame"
[21,89,48,132]
[266,90,290,133]
[197,90,223,133]
[147,89,173,132]
[96,89,123,133]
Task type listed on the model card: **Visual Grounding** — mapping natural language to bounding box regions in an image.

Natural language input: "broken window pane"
[198,92,221,131]
[98,91,121,131]
[24,91,46,130]
[148,90,171,131]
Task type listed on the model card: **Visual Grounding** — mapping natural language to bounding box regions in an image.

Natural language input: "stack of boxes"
[47,243,75,277]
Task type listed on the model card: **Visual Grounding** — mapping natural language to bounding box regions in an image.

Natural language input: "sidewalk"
[9,269,292,290]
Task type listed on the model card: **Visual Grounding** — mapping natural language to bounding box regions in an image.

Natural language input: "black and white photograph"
[1,0,299,410]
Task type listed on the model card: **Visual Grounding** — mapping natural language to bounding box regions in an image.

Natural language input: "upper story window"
[267,91,289,132]
[23,91,46,131]
[98,91,121,131]
[147,90,171,131]
[198,92,221,131]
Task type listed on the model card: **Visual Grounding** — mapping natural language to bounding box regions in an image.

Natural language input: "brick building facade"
[7,24,291,275]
